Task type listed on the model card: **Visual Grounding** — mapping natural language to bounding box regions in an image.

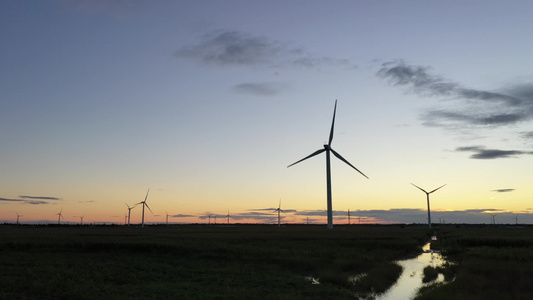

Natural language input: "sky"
[2,0,533,225]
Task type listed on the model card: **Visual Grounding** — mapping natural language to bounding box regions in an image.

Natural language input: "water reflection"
[376,242,446,300]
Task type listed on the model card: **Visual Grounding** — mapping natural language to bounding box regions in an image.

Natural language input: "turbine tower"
[165,211,169,225]
[16,212,22,225]
[74,216,84,225]
[125,202,137,226]
[411,183,446,228]
[288,100,368,229]
[136,189,152,228]
[272,199,286,227]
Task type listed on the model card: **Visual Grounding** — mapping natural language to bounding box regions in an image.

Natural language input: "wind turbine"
[165,211,169,225]
[514,215,519,225]
[74,216,84,225]
[347,209,351,225]
[56,209,63,225]
[411,183,446,228]
[16,212,22,225]
[490,214,497,225]
[136,189,152,228]
[225,210,231,224]
[125,202,137,226]
[272,199,286,227]
[288,100,368,229]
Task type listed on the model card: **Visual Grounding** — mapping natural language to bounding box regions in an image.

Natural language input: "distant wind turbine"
[165,211,169,225]
[490,214,497,225]
[514,215,519,225]
[347,209,351,225]
[16,212,22,225]
[136,189,152,228]
[74,216,84,225]
[125,202,137,226]
[272,199,286,227]
[288,100,368,229]
[56,209,63,225]
[411,183,446,228]
[225,210,231,224]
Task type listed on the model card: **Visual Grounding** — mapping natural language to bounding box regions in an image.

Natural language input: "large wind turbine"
[16,212,22,225]
[272,199,285,227]
[125,202,137,226]
[288,100,368,229]
[136,189,152,228]
[411,183,446,228]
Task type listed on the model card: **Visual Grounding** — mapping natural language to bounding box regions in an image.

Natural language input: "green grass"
[415,225,533,300]
[0,225,429,299]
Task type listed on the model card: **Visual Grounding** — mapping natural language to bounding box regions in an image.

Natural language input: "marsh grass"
[415,225,533,300]
[0,225,429,299]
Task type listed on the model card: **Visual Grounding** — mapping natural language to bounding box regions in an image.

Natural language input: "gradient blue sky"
[2,0,533,225]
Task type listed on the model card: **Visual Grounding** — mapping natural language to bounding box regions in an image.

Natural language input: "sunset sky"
[2,1,533,225]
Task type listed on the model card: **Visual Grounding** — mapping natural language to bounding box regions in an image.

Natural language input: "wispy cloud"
[19,196,61,201]
[175,30,356,69]
[233,82,289,96]
[455,146,533,159]
[377,60,533,128]
[492,189,515,193]
[0,195,62,205]
[171,214,196,218]
[0,198,22,202]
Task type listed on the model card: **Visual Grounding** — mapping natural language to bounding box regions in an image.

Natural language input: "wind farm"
[3,1,533,298]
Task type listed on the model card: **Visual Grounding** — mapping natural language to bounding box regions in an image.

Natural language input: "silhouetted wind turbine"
[136,189,152,228]
[74,216,84,225]
[165,211,169,225]
[16,212,22,225]
[273,199,286,227]
[225,210,231,224]
[347,209,351,225]
[56,209,64,225]
[490,214,497,225]
[288,100,368,229]
[514,215,519,225]
[411,183,446,228]
[125,202,137,226]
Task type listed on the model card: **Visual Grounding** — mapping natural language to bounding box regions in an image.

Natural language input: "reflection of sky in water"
[377,243,446,300]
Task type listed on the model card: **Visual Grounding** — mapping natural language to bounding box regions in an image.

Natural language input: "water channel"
[375,240,446,300]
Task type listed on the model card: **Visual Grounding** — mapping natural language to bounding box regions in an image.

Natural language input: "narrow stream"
[376,240,446,300]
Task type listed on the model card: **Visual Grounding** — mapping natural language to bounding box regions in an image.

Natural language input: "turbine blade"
[429,184,447,194]
[411,183,428,194]
[328,100,337,146]
[125,202,131,209]
[281,209,286,215]
[145,203,153,214]
[330,149,369,179]
[287,149,326,168]
[144,188,150,202]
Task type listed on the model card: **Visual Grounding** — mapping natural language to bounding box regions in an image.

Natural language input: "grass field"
[416,225,533,300]
[1,224,531,300]
[0,225,430,300]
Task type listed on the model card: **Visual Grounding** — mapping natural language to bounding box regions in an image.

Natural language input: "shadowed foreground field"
[2,225,532,299]
[417,225,533,300]
[0,225,429,300]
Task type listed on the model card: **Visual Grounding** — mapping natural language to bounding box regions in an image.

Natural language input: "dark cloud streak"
[455,146,533,159]
[377,60,533,128]
[175,30,355,69]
